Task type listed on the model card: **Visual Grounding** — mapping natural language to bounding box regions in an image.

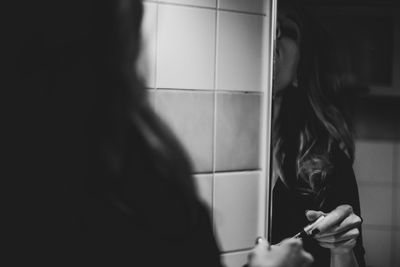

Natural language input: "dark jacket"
[271,145,366,267]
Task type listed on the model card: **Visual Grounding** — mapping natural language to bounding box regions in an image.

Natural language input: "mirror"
[270,0,400,266]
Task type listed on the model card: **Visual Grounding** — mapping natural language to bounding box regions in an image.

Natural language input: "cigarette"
[292,215,325,239]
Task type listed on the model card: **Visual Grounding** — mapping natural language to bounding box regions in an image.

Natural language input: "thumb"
[300,250,314,267]
[305,210,325,221]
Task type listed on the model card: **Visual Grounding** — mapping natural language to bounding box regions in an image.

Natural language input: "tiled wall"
[138,2,400,267]
[354,140,400,267]
[139,1,272,266]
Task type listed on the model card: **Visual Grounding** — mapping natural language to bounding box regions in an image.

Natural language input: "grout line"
[214,169,262,175]
[155,87,264,94]
[221,247,253,255]
[155,88,215,92]
[192,171,215,176]
[214,3,219,93]
[215,89,264,95]
[155,1,267,17]
[154,2,160,91]
[157,1,218,11]
[218,8,267,17]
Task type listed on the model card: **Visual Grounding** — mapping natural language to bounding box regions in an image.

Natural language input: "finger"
[280,237,303,249]
[315,214,361,239]
[247,241,269,265]
[315,228,359,243]
[254,239,269,251]
[276,238,303,257]
[313,205,353,234]
[300,250,314,267]
[305,210,326,222]
[318,238,357,250]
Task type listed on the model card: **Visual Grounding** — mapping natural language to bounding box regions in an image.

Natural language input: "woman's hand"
[247,238,313,267]
[305,204,362,255]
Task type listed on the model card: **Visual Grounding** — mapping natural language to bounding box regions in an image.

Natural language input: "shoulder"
[330,142,353,171]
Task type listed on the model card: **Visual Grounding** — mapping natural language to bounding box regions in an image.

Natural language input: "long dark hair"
[274,1,354,202]
[87,0,199,217]
[84,0,200,234]
[13,0,199,248]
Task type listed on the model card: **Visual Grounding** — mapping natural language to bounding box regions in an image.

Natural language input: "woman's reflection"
[271,1,366,266]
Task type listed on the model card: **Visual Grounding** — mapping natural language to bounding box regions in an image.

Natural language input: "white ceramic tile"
[215,93,261,171]
[359,186,392,226]
[217,11,265,92]
[353,140,394,183]
[137,2,158,88]
[221,251,250,267]
[219,0,267,14]
[193,174,213,211]
[155,90,214,172]
[147,89,157,111]
[161,0,216,8]
[214,172,263,251]
[363,228,392,267]
[157,5,215,89]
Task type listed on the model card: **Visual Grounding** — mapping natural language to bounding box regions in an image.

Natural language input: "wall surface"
[353,100,400,267]
[138,1,272,266]
[354,139,400,267]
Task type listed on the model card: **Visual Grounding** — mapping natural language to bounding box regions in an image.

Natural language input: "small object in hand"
[292,215,325,239]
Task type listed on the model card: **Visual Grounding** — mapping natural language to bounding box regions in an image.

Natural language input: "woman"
[271,0,366,266]
[9,0,313,266]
